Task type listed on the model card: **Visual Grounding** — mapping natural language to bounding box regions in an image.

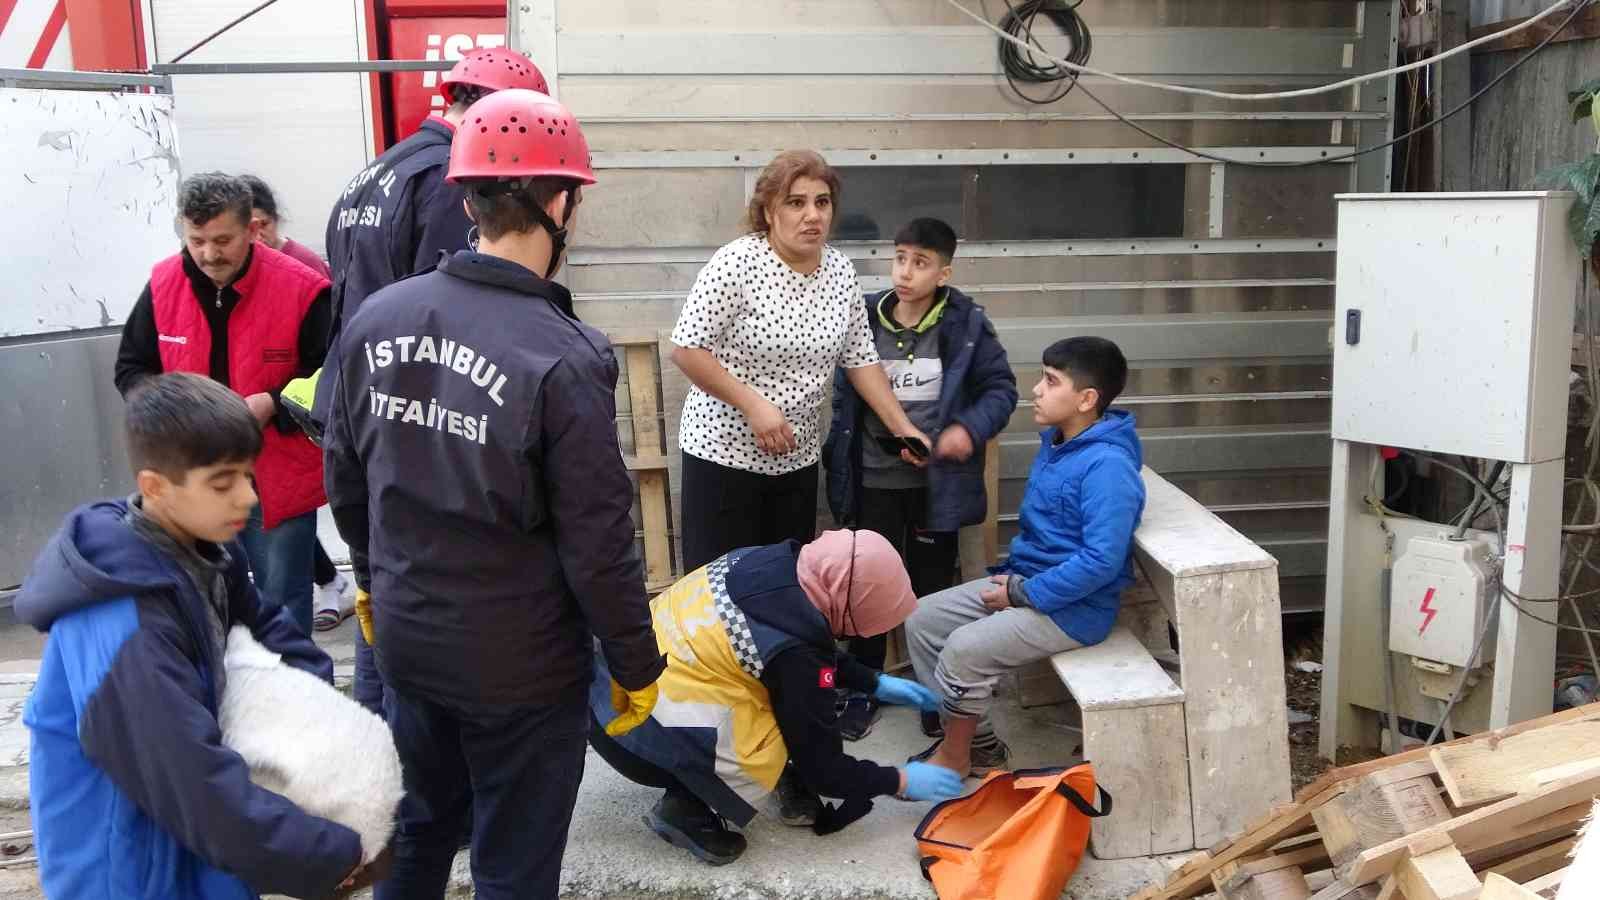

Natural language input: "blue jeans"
[239,508,317,636]
[354,626,384,715]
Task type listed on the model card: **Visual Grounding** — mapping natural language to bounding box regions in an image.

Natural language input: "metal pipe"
[0,68,170,90]
[151,60,453,76]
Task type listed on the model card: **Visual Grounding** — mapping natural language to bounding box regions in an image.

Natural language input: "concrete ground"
[0,564,1192,899]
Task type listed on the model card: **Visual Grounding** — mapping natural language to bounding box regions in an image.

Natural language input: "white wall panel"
[2,88,179,338]
[150,0,372,256]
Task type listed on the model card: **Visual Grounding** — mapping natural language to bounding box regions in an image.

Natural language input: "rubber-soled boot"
[644,788,747,866]
[775,765,822,826]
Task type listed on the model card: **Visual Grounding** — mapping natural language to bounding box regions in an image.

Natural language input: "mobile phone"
[875,435,930,460]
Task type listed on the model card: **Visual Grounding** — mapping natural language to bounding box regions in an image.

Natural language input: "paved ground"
[0,592,1191,899]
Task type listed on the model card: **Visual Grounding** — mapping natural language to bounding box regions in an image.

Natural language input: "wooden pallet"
[1130,703,1600,900]
[611,331,677,593]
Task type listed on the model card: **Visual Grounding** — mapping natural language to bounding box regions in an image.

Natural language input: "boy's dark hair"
[178,172,253,228]
[465,177,581,241]
[237,173,280,223]
[447,83,490,116]
[125,374,262,482]
[894,217,958,262]
[1042,337,1129,416]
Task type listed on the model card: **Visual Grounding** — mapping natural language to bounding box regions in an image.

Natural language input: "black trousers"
[313,539,337,586]
[588,714,687,793]
[849,486,958,671]
[679,452,819,572]
[376,689,587,900]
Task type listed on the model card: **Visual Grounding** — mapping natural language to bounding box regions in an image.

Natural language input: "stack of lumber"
[1129,704,1600,900]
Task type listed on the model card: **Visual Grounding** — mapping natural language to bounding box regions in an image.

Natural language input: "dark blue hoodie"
[1000,411,1146,646]
[18,499,361,899]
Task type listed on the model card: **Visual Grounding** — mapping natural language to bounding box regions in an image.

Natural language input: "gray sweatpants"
[906,578,1083,735]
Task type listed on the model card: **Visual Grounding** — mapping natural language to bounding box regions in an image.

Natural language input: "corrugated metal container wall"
[528,0,1399,607]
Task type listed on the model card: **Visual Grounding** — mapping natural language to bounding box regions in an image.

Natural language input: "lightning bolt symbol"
[1419,587,1438,635]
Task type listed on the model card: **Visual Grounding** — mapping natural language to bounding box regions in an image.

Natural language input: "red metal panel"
[63,0,143,71]
[383,0,502,17]
[385,15,505,142]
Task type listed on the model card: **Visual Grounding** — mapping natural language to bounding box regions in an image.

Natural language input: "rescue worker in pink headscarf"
[588,530,964,865]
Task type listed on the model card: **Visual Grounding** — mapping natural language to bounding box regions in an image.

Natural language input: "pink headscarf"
[795,530,918,638]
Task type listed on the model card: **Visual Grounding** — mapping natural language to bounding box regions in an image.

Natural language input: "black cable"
[168,0,283,64]
[998,0,1091,105]
[995,0,1596,168]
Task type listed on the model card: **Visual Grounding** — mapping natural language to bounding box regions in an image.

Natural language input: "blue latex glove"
[874,674,940,712]
[900,762,964,801]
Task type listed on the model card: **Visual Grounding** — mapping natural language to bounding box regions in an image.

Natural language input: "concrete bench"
[1050,624,1191,859]
[995,464,1293,857]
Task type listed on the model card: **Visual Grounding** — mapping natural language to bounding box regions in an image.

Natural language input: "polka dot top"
[671,233,879,475]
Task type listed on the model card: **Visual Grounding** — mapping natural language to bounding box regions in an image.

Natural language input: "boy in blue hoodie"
[906,337,1144,777]
[19,373,375,899]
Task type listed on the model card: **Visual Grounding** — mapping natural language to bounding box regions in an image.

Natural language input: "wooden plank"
[1295,704,1600,805]
[623,453,671,471]
[1524,865,1567,896]
[1430,719,1600,807]
[1483,837,1580,884]
[624,342,673,589]
[1083,697,1194,858]
[1309,880,1381,900]
[1394,844,1479,900]
[607,329,664,347]
[1134,467,1277,577]
[1467,6,1600,55]
[1463,804,1589,870]
[1215,867,1312,900]
[1480,873,1548,900]
[1312,764,1451,878]
[1216,843,1331,897]
[1138,792,1336,900]
[981,437,999,565]
[1345,769,1600,886]
[1050,626,1184,711]
[1174,565,1291,848]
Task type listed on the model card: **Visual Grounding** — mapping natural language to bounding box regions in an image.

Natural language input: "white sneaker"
[313,572,355,631]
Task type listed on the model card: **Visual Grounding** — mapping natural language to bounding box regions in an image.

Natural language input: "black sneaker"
[920,710,944,738]
[838,695,881,742]
[776,766,821,826]
[907,736,1011,777]
[644,789,747,866]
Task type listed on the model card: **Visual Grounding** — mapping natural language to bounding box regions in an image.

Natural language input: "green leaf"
[1584,197,1600,257]
[1572,77,1600,100]
[1575,92,1596,124]
[1538,158,1600,199]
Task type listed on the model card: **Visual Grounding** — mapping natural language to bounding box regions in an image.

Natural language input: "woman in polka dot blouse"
[670,150,931,571]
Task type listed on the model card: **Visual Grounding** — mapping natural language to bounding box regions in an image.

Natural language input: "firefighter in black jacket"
[323,89,664,900]
[297,47,548,714]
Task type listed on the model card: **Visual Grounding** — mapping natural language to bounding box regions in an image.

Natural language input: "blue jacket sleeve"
[61,601,362,897]
[224,553,334,682]
[1020,456,1144,614]
[949,314,1018,446]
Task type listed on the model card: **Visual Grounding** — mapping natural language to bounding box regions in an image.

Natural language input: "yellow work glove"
[355,588,374,646]
[604,680,659,737]
[279,368,323,446]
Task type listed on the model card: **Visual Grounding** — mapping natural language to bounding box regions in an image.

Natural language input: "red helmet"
[447,89,596,185]
[439,48,548,104]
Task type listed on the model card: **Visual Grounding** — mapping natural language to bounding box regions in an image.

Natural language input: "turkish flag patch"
[818,667,837,689]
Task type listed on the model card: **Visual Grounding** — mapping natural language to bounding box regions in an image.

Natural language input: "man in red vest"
[115,173,332,636]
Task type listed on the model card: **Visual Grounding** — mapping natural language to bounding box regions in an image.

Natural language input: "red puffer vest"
[149,246,328,529]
